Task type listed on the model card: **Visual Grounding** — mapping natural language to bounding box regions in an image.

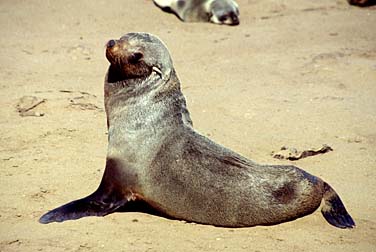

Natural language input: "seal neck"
[104,68,190,134]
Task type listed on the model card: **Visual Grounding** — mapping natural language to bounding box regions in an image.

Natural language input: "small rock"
[16,96,46,117]
[272,144,333,160]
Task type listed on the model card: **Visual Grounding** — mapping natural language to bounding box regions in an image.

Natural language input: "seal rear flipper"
[321,182,355,229]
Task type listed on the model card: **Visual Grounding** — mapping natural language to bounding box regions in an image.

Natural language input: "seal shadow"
[115,200,176,221]
[114,200,318,228]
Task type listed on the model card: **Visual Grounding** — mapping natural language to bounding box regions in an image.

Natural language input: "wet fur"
[40,33,354,228]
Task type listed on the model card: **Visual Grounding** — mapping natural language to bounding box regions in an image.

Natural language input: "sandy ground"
[1,0,375,251]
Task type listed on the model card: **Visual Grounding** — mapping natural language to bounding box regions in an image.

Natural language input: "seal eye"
[218,15,228,22]
[129,52,143,64]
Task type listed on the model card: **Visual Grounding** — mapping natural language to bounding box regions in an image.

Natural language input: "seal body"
[154,0,240,25]
[40,32,355,229]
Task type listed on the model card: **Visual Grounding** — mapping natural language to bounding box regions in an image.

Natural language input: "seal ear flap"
[152,66,163,78]
[128,52,144,64]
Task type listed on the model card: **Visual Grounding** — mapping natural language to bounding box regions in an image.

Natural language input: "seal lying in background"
[40,32,355,229]
[153,0,239,25]
[347,0,376,6]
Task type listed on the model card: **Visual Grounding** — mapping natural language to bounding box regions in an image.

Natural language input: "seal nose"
[107,39,116,48]
[230,13,239,25]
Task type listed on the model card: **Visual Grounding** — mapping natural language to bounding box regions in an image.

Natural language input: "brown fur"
[105,40,152,82]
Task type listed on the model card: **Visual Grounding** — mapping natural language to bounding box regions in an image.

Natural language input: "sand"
[0,0,375,251]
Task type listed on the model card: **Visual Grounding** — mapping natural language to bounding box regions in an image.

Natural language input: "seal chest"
[39,32,355,229]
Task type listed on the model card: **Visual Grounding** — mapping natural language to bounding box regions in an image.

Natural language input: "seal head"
[105,32,172,84]
[208,0,239,25]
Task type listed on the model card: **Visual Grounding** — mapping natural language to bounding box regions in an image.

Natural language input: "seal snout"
[221,11,239,25]
[105,39,123,64]
[230,12,239,25]
[216,11,239,26]
[107,39,116,48]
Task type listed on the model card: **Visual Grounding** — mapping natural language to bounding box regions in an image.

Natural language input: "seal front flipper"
[321,182,355,228]
[39,191,127,224]
[39,158,130,224]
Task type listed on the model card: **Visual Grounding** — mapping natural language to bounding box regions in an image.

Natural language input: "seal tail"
[321,182,355,228]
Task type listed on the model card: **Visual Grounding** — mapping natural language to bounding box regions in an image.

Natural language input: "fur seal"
[347,0,376,6]
[40,32,355,229]
[153,0,240,25]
